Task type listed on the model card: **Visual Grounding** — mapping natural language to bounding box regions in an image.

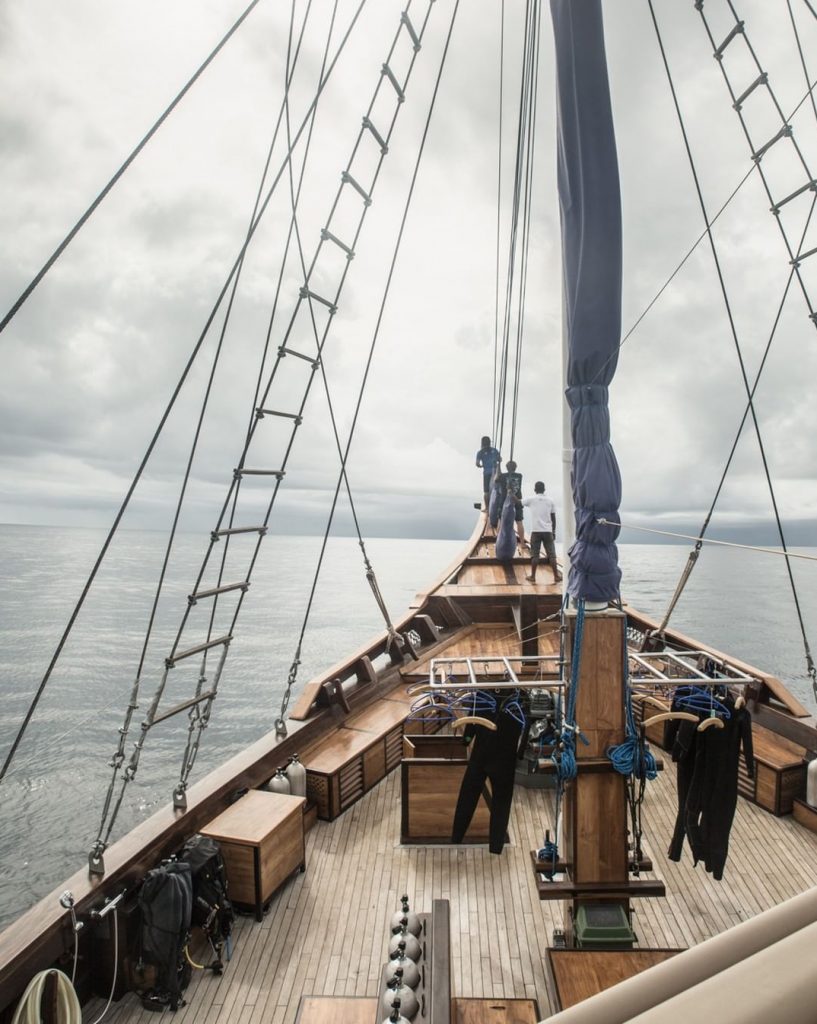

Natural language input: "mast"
[545,0,665,945]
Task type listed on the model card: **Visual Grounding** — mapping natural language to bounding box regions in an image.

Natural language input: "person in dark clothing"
[664,694,753,879]
[452,698,524,854]
[475,436,501,512]
[494,460,525,545]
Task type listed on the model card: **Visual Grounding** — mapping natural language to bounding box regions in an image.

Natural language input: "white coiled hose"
[11,969,81,1024]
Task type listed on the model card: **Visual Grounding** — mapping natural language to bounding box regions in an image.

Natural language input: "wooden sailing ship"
[2,0,817,1021]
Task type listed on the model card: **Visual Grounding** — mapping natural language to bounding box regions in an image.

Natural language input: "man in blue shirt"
[476,436,501,511]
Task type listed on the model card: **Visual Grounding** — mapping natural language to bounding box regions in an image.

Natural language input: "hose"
[10,970,81,1024]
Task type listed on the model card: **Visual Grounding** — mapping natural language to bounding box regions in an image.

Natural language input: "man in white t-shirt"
[520,482,562,584]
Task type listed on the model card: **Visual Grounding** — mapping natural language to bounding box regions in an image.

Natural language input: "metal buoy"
[388,922,421,962]
[382,970,418,1020]
[389,895,421,936]
[286,754,307,797]
[386,942,420,989]
[265,768,291,794]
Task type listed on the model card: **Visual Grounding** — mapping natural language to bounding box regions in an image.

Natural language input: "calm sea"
[1,523,816,929]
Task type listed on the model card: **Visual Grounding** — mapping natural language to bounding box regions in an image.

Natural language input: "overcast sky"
[2,0,817,544]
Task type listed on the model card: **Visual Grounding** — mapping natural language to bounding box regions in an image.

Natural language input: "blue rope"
[607,620,657,781]
[553,598,589,784]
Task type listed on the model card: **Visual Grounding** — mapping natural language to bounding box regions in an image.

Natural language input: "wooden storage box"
[793,797,817,835]
[200,790,305,920]
[737,724,806,816]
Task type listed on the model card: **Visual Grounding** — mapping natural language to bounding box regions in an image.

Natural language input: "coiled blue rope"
[607,620,657,781]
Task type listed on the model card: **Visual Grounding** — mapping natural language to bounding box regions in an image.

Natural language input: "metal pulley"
[388,923,421,962]
[382,970,418,1020]
[389,896,421,936]
[386,942,420,989]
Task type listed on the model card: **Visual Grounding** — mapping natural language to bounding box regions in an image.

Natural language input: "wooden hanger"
[642,711,699,727]
[451,716,497,732]
[698,716,725,732]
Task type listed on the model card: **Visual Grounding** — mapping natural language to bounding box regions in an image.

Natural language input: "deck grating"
[88,761,817,1024]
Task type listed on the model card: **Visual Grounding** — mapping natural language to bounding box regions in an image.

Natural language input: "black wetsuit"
[665,696,754,880]
[452,703,524,855]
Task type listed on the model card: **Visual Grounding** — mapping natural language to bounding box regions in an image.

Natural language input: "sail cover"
[550,0,622,603]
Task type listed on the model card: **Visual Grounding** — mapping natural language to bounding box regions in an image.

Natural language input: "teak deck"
[86,755,817,1024]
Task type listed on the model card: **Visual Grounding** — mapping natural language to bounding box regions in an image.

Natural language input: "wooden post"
[561,607,630,942]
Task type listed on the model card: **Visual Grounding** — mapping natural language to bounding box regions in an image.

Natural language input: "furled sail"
[550,0,622,603]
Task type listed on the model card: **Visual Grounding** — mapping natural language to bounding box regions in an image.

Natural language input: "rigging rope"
[274,0,464,732]
[599,518,817,562]
[649,1,817,699]
[492,1,506,433]
[0,0,370,789]
[493,0,541,455]
[0,0,267,336]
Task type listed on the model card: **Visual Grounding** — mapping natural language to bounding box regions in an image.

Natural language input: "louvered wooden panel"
[385,726,403,771]
[339,758,364,809]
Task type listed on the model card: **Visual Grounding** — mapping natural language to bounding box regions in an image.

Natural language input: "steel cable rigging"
[493,0,542,460]
[643,0,817,704]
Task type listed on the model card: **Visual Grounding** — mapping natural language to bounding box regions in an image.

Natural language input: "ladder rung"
[401,10,421,52]
[714,20,744,60]
[381,63,405,102]
[211,525,267,541]
[152,690,216,727]
[188,581,249,605]
[256,408,303,424]
[792,244,817,267]
[752,124,792,163]
[362,116,388,154]
[341,171,372,207]
[234,468,285,478]
[771,179,817,214]
[320,228,355,259]
[733,72,767,112]
[299,286,337,314]
[167,635,231,668]
[278,345,321,367]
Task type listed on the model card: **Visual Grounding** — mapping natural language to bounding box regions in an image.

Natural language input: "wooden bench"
[302,690,439,821]
[739,723,806,815]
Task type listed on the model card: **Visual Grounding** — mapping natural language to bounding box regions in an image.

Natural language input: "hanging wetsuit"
[687,696,754,880]
[452,700,524,854]
[665,695,754,879]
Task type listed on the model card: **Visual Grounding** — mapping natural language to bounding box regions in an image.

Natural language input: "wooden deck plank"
[84,758,817,1024]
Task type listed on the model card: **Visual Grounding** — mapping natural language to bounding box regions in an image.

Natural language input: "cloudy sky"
[2,0,817,544]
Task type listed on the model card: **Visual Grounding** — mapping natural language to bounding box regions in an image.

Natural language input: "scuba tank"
[807,758,817,808]
[389,895,421,937]
[265,768,291,795]
[388,922,421,962]
[382,998,410,1024]
[285,754,307,797]
[386,942,420,989]
[382,970,418,1020]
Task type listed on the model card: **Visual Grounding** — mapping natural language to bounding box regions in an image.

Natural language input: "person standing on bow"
[495,459,525,547]
[475,436,501,512]
[522,481,562,584]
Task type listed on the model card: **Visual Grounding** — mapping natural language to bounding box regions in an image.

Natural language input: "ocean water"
[1,523,816,929]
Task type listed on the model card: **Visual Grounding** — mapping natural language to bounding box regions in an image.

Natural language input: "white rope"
[598,518,817,562]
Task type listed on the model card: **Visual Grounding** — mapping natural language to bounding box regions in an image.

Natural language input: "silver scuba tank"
[389,895,421,936]
[265,768,291,794]
[386,942,420,989]
[388,922,421,962]
[285,754,307,797]
[382,970,418,1020]
[381,998,410,1024]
